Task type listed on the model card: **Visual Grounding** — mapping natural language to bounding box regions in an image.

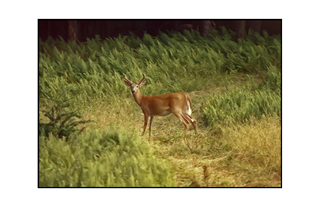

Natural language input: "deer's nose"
[131,90,135,93]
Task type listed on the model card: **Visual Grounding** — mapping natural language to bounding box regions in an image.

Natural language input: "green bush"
[39,30,281,107]
[263,64,281,94]
[204,88,281,126]
[39,90,94,140]
[39,128,176,187]
[203,65,281,127]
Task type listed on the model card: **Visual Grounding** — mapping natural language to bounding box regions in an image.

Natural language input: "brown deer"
[124,74,197,137]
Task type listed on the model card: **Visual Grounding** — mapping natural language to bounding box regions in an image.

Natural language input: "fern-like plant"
[39,91,94,140]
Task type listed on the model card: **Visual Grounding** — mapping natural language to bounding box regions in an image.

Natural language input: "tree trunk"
[202,20,211,34]
[237,20,246,39]
[68,20,77,41]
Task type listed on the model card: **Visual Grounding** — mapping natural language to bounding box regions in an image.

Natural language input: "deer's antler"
[138,73,146,85]
[124,74,133,85]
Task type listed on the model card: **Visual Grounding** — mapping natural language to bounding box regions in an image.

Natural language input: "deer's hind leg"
[183,101,197,134]
[183,113,198,134]
[172,111,190,132]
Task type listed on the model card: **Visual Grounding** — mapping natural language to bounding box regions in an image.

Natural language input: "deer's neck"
[133,90,144,106]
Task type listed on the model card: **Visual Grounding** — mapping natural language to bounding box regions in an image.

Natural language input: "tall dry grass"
[160,116,281,187]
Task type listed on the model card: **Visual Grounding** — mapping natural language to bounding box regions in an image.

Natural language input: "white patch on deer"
[158,110,171,116]
[187,114,194,122]
[186,99,192,116]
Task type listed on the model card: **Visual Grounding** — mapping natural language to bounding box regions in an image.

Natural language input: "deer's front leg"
[149,116,154,137]
[142,113,149,136]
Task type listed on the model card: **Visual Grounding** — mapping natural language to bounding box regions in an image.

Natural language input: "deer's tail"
[185,94,193,116]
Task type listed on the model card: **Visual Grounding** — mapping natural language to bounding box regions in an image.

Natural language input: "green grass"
[39,29,281,187]
[39,127,176,187]
[39,28,281,106]
[203,64,280,130]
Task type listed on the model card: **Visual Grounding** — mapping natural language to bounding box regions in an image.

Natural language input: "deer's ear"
[124,80,132,86]
[139,80,146,86]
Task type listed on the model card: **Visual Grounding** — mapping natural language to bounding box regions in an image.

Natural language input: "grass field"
[39,28,281,187]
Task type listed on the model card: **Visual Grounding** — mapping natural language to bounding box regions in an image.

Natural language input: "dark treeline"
[38,20,281,42]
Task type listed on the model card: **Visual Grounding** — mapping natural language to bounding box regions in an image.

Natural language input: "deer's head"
[124,74,146,94]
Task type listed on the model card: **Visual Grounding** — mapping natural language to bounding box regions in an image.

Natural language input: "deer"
[124,73,198,137]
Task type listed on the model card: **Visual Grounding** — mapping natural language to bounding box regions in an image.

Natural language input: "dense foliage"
[39,28,281,187]
[39,129,176,187]
[204,65,281,127]
[39,28,281,106]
